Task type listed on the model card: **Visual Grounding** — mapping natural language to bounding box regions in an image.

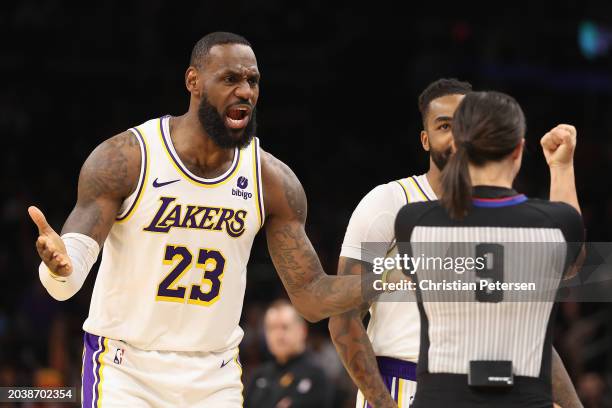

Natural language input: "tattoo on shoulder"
[264,152,307,221]
[79,131,141,201]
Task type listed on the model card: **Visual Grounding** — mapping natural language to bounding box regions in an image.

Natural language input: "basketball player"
[394,91,584,407]
[28,32,376,407]
[329,79,583,407]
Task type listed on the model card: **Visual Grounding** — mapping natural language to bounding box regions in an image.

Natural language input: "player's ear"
[185,66,200,96]
[511,139,525,175]
[511,138,525,160]
[421,130,430,151]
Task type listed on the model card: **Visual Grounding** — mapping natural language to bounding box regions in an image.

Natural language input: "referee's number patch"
[475,243,504,303]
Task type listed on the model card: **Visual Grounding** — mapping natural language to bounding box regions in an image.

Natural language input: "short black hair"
[418,78,472,125]
[190,32,251,67]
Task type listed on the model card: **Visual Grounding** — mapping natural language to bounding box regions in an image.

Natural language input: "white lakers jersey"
[340,174,436,362]
[83,116,265,352]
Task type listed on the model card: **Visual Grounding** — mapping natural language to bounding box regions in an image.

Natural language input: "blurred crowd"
[1,1,612,407]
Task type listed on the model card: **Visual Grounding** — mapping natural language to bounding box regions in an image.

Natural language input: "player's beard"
[430,146,453,171]
[197,95,256,149]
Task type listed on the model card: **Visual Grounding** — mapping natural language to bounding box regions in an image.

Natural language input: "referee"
[394,91,584,407]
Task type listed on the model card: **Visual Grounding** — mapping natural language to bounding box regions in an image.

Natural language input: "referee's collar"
[472,185,519,198]
[472,185,527,208]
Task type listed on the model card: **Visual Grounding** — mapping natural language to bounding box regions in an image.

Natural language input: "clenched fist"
[540,124,577,168]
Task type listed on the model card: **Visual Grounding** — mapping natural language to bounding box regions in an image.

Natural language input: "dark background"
[1,1,611,406]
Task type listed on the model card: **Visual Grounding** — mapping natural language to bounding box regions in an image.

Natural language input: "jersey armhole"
[395,180,411,204]
[116,127,149,222]
[253,137,265,228]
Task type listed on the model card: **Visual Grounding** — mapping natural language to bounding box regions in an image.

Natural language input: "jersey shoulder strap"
[395,175,432,204]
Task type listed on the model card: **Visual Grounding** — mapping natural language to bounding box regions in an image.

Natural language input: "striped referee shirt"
[394,186,584,408]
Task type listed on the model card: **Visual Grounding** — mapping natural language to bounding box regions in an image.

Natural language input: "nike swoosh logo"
[152,178,180,188]
[220,359,231,368]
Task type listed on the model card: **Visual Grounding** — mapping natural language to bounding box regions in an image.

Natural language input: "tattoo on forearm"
[265,156,318,292]
[265,154,378,318]
[267,222,321,292]
[332,311,394,407]
[330,258,394,407]
[63,202,105,243]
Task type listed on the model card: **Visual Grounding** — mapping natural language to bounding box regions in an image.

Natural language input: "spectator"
[244,300,332,408]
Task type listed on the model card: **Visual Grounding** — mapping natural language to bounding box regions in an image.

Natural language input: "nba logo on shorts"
[114,348,125,364]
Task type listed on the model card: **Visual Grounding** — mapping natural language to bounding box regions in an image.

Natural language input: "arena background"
[1,1,611,406]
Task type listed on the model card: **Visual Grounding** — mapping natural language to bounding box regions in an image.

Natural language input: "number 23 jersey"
[83,116,265,352]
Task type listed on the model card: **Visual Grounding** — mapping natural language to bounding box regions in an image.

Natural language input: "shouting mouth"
[225,105,251,130]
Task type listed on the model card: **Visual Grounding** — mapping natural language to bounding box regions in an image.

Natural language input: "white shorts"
[355,357,417,408]
[81,332,242,407]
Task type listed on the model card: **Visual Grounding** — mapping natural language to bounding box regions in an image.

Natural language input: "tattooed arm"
[262,151,377,322]
[62,131,141,241]
[29,131,141,275]
[329,258,397,408]
[329,182,403,408]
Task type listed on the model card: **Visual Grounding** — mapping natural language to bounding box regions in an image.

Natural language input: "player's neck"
[169,113,236,178]
[426,161,443,198]
[468,161,514,189]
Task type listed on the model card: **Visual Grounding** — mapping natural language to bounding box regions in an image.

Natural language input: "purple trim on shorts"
[82,332,98,406]
[93,337,106,408]
[377,356,417,381]
[82,332,105,408]
[363,357,416,406]
[393,375,400,401]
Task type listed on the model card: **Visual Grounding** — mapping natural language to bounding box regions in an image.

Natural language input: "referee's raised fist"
[540,124,577,168]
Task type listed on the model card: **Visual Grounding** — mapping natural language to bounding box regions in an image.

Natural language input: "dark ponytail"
[440,91,526,219]
[441,145,472,219]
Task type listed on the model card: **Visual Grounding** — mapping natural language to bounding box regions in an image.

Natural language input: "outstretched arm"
[29,131,141,296]
[329,257,397,408]
[262,151,377,322]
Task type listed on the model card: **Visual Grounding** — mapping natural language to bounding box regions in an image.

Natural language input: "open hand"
[28,206,73,277]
